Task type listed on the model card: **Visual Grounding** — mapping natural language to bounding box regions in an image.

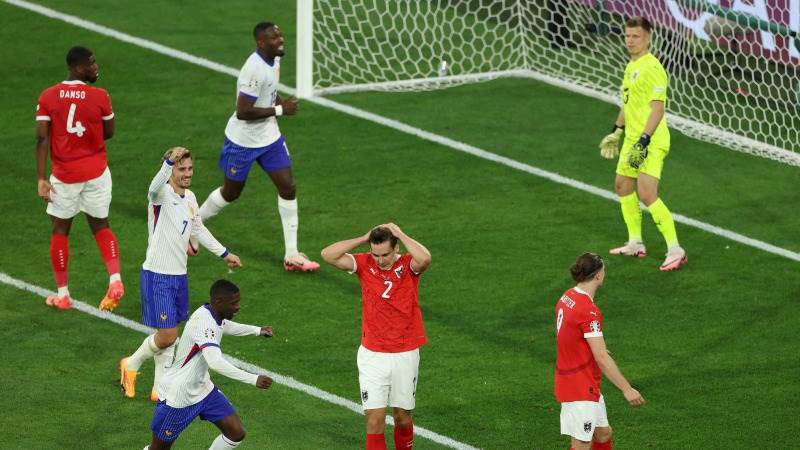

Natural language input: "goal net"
[300,0,800,166]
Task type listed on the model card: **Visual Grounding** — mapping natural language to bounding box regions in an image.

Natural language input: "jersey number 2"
[381,280,392,299]
[66,103,86,137]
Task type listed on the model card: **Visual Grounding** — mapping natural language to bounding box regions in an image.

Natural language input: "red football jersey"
[36,80,113,183]
[554,287,604,402]
[352,252,427,353]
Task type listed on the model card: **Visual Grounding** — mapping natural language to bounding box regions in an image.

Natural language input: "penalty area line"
[0,272,480,450]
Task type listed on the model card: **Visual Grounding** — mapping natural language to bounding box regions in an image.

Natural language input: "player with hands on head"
[554,252,644,450]
[120,146,241,403]
[600,16,687,271]
[321,223,431,450]
[144,280,274,450]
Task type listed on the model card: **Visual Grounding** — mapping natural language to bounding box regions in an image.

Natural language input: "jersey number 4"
[66,103,86,137]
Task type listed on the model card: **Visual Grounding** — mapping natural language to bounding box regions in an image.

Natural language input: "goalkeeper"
[598,16,687,272]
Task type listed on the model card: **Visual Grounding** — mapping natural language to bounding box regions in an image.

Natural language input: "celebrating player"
[598,17,687,271]
[199,21,319,272]
[35,46,123,310]
[120,147,241,402]
[321,224,431,450]
[554,253,645,450]
[144,279,274,450]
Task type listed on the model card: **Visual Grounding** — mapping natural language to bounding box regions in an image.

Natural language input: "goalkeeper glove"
[628,133,651,169]
[599,125,624,159]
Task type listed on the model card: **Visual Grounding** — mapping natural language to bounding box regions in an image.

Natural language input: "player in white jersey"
[199,21,320,273]
[144,279,274,450]
[121,147,242,402]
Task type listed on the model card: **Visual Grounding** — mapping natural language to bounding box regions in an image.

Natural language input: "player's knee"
[277,183,296,200]
[593,425,612,443]
[220,186,242,202]
[225,426,245,442]
[392,409,413,428]
[638,188,657,206]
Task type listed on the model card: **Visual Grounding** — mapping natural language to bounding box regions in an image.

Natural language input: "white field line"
[0,272,479,450]
[5,0,798,263]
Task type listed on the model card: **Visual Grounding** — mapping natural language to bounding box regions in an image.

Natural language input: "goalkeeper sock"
[128,334,159,371]
[199,187,229,221]
[278,196,299,258]
[648,198,679,248]
[619,192,643,243]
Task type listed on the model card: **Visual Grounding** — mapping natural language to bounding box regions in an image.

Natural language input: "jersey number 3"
[66,103,86,137]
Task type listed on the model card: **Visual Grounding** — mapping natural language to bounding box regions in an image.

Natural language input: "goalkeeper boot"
[284,252,320,272]
[45,295,72,310]
[99,280,125,312]
[659,246,688,272]
[609,241,648,258]
[119,357,138,398]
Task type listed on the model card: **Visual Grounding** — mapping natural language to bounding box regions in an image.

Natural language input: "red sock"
[593,440,612,450]
[94,227,121,276]
[366,433,386,450]
[394,422,414,449]
[50,234,69,288]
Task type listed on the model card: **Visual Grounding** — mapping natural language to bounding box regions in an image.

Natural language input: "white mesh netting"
[310,1,800,165]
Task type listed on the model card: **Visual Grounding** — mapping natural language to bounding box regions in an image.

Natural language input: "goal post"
[297,0,800,166]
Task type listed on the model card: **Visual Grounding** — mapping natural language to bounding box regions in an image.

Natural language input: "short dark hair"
[66,46,93,67]
[626,16,652,33]
[210,279,239,300]
[369,226,398,248]
[253,22,276,39]
[570,253,604,283]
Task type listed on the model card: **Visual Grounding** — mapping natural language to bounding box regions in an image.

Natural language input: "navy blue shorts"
[150,387,236,442]
[140,269,189,328]
[218,136,291,181]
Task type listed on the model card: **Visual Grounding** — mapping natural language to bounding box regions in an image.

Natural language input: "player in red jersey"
[554,253,644,450]
[321,223,431,450]
[35,46,123,311]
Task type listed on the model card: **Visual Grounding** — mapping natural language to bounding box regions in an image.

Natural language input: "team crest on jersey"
[584,421,592,433]
[589,320,601,333]
[204,328,216,339]
[230,167,237,175]
[160,313,168,322]
[361,390,368,402]
[394,266,404,279]
[165,430,173,436]
[369,267,376,275]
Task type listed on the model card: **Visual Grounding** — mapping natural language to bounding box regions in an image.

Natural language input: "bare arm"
[383,223,432,274]
[36,121,54,202]
[587,336,645,406]
[321,233,369,271]
[235,94,298,120]
[103,117,114,140]
[642,100,665,136]
[614,106,625,128]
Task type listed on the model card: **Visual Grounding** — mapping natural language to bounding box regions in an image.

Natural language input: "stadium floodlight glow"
[297,0,800,166]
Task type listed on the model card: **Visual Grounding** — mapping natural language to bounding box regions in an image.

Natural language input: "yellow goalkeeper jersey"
[621,52,670,148]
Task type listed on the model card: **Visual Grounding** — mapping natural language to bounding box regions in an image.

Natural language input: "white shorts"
[560,395,609,442]
[46,168,112,219]
[357,345,419,411]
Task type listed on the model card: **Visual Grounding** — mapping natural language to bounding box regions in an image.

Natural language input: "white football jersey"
[142,162,227,275]
[158,304,261,407]
[224,52,282,148]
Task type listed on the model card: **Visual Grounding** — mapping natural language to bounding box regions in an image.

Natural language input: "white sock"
[153,340,177,391]
[57,286,70,297]
[209,434,241,449]
[278,196,298,258]
[127,334,159,371]
[200,187,230,221]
